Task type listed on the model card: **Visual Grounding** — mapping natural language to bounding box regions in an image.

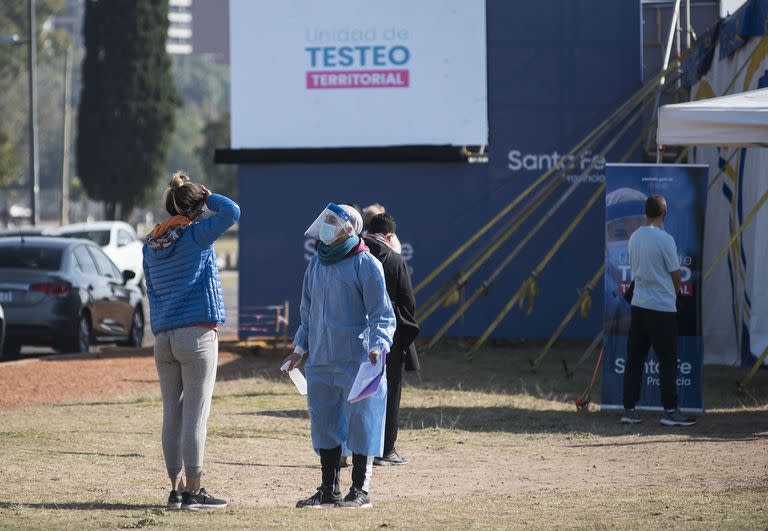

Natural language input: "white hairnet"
[340,204,363,236]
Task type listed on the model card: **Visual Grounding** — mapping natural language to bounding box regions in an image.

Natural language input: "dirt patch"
[1,344,767,529]
[0,343,275,410]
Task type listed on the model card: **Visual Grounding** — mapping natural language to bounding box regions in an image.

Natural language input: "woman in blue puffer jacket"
[143,172,239,511]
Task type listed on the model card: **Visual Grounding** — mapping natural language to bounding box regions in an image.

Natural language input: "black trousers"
[382,349,404,455]
[623,305,678,411]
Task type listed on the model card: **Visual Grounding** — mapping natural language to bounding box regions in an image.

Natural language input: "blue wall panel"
[237,0,642,340]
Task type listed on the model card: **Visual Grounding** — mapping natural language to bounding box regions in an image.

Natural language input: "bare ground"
[0,342,767,529]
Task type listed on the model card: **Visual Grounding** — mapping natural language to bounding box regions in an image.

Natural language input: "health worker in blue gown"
[282,202,395,509]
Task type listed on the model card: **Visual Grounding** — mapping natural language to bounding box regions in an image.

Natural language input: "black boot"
[337,454,373,508]
[296,445,342,508]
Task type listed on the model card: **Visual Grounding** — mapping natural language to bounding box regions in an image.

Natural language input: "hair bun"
[169,171,189,190]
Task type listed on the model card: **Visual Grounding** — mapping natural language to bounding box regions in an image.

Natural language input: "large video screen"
[229,0,488,149]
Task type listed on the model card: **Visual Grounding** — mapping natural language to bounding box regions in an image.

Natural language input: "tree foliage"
[77,0,177,220]
[0,0,70,200]
[0,0,67,79]
[163,55,233,203]
[0,130,20,188]
[197,111,236,200]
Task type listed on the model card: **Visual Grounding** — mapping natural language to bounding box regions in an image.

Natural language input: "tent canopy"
[657,87,768,147]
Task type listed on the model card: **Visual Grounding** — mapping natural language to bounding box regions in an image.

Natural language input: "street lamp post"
[0,6,38,226]
[28,0,39,226]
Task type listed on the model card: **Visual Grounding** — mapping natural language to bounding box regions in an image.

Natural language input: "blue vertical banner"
[602,164,707,412]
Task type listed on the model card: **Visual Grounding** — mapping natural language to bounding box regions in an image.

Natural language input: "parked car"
[0,236,144,359]
[0,226,50,237]
[52,222,145,290]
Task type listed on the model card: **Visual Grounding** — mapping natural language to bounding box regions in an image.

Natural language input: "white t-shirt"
[628,225,679,312]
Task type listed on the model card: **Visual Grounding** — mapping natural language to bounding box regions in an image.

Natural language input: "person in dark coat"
[363,213,420,466]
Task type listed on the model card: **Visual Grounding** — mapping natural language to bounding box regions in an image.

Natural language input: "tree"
[0,0,66,79]
[165,54,230,199]
[0,0,70,211]
[197,112,236,200]
[0,129,20,187]
[77,0,177,220]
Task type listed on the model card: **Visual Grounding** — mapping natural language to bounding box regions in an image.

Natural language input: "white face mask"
[319,223,340,245]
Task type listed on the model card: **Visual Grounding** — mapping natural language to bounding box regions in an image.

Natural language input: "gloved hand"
[281,351,303,376]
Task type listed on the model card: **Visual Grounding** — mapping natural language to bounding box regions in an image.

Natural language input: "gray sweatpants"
[154,326,219,479]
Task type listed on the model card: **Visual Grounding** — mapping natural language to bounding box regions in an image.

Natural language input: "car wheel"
[67,314,91,354]
[1,341,21,361]
[120,307,144,348]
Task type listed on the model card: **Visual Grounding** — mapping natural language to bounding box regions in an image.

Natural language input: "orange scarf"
[150,215,192,239]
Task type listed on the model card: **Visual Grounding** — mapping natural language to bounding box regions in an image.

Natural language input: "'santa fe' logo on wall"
[304,27,411,89]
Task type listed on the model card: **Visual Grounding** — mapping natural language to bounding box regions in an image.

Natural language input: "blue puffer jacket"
[143,193,240,335]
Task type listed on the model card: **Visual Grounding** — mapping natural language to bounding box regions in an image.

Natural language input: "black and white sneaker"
[296,486,342,508]
[374,450,408,466]
[180,488,227,510]
[167,490,182,510]
[660,409,696,427]
[620,408,642,424]
[336,487,372,509]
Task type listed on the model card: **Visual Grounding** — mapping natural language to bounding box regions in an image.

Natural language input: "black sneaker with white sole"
[620,409,642,425]
[167,490,182,510]
[336,487,372,509]
[296,486,342,508]
[374,450,408,466]
[660,409,696,427]
[180,488,227,510]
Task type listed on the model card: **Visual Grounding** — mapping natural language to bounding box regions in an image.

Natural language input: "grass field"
[0,343,767,529]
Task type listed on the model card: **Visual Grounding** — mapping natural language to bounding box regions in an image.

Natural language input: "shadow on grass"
[0,501,147,511]
[51,450,143,458]
[212,460,318,470]
[255,406,768,441]
[214,341,768,410]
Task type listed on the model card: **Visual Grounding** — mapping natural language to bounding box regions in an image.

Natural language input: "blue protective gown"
[293,250,396,457]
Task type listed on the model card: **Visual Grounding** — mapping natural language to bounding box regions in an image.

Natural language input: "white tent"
[657,87,768,147]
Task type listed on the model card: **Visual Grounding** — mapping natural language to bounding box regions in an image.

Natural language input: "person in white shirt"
[620,194,696,427]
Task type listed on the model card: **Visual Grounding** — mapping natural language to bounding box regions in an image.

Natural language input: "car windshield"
[0,247,63,270]
[60,230,110,246]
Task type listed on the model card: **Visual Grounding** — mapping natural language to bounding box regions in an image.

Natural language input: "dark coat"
[363,235,421,371]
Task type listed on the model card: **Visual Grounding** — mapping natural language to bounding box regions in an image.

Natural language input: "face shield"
[305,203,355,245]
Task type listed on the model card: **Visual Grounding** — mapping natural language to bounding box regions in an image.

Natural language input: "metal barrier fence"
[237,301,290,347]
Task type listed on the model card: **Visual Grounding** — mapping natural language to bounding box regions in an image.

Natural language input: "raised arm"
[191,193,241,248]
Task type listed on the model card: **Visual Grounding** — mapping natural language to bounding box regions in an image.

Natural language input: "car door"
[114,228,144,283]
[88,246,133,338]
[72,245,110,337]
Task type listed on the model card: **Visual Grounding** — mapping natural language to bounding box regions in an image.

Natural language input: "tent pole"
[661,0,681,86]
[676,0,682,100]
[646,0,681,154]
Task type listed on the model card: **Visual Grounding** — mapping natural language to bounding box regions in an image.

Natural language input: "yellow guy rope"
[416,174,564,322]
[425,175,583,348]
[737,343,768,390]
[413,63,680,296]
[707,149,739,191]
[426,100,645,349]
[703,187,768,281]
[465,181,606,359]
[529,264,605,369]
